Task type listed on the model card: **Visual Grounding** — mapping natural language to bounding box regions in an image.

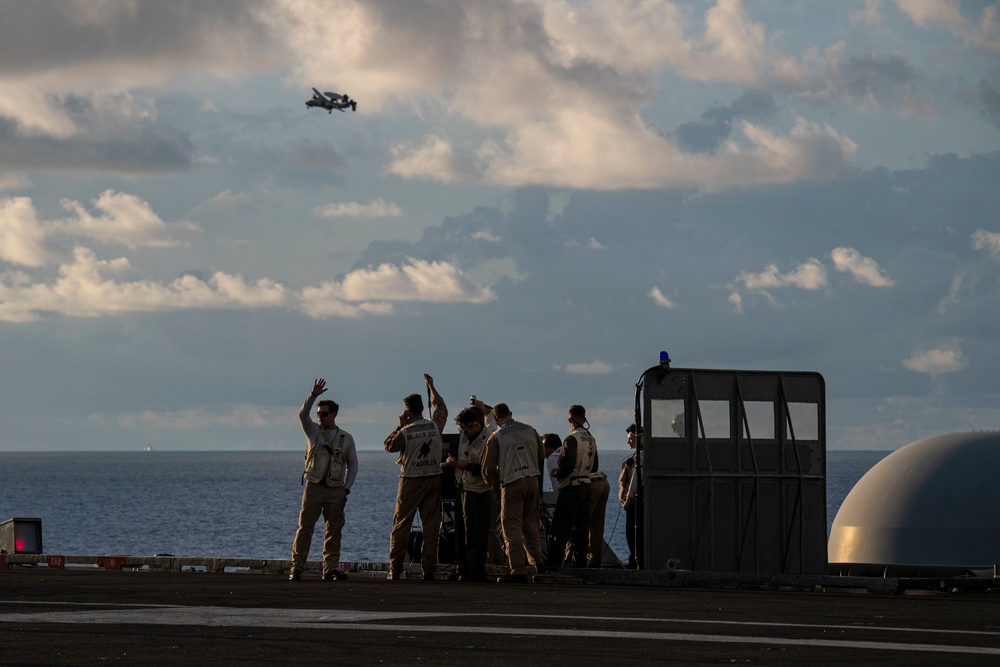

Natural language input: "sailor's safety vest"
[304,428,349,487]
[494,421,540,486]
[619,455,637,508]
[457,428,491,493]
[557,428,596,490]
[397,418,445,478]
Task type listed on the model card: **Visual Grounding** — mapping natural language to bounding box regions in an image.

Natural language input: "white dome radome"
[829,431,1000,567]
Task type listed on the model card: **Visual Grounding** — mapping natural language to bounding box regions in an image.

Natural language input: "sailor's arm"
[481,433,499,487]
[425,373,448,433]
[556,437,578,480]
[344,435,359,491]
[384,426,406,453]
[299,379,326,438]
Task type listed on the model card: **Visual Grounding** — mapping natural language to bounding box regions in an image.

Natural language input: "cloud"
[338,258,496,303]
[972,228,1000,259]
[0,172,30,191]
[0,247,287,323]
[58,190,201,249]
[0,191,201,268]
[0,196,53,267]
[0,95,194,173]
[818,53,937,120]
[736,258,828,291]
[728,290,744,313]
[313,199,404,219]
[935,271,963,316]
[1,252,499,323]
[675,89,777,153]
[280,0,854,192]
[0,3,289,173]
[831,247,895,286]
[119,404,278,429]
[389,116,858,191]
[979,70,1000,130]
[191,190,253,213]
[388,135,482,183]
[896,0,1000,52]
[902,346,967,376]
[297,258,496,319]
[554,360,615,374]
[472,231,502,243]
[649,286,678,309]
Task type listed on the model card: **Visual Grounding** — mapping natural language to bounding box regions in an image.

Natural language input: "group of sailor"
[289,373,635,582]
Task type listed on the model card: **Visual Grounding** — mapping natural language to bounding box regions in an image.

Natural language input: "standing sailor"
[289,378,359,581]
[384,374,448,580]
[548,404,597,568]
[443,400,496,582]
[482,403,546,583]
[619,423,641,568]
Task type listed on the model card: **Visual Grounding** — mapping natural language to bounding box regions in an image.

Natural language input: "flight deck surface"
[2,568,999,665]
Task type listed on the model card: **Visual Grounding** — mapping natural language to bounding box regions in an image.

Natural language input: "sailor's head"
[317,400,339,427]
[567,404,587,429]
[404,393,423,416]
[542,433,561,455]
[626,423,637,448]
[455,406,484,439]
[492,403,512,424]
[671,413,685,437]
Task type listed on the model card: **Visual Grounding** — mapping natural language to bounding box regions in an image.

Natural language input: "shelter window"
[650,399,685,438]
[698,400,730,439]
[742,401,775,440]
[785,402,818,440]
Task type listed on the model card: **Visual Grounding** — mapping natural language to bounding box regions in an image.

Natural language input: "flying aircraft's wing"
[312,87,324,98]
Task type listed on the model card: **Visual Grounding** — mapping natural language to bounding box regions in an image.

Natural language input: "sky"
[1,0,998,453]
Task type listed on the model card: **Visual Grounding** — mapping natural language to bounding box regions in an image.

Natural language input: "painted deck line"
[2,606,998,656]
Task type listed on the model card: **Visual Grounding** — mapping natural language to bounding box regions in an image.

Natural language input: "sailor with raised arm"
[384,374,448,581]
[289,378,358,581]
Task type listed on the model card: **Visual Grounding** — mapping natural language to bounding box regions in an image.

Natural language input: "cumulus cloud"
[896,0,1000,52]
[313,199,403,219]
[0,2,291,174]
[0,191,201,268]
[736,258,828,291]
[472,231,502,243]
[390,115,857,191]
[0,92,194,173]
[58,190,201,248]
[649,286,678,309]
[728,291,744,313]
[339,258,495,303]
[902,346,967,376]
[972,228,1000,259]
[675,89,777,153]
[554,360,615,374]
[0,197,53,267]
[388,135,482,183]
[278,0,855,192]
[0,247,287,323]
[298,258,496,319]
[831,247,895,286]
[0,248,497,323]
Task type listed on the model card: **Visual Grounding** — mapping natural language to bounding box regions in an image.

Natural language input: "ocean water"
[0,450,888,563]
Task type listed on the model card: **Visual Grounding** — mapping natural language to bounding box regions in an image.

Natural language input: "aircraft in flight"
[306,88,357,113]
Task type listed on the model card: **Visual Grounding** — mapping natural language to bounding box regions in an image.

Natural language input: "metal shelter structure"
[634,356,827,575]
